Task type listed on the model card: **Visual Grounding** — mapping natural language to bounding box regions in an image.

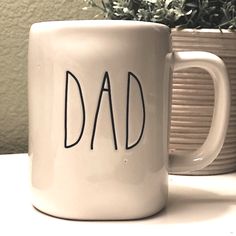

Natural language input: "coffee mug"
[28,20,230,220]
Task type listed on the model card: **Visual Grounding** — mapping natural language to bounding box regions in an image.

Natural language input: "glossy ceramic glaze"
[28,20,230,220]
[28,20,170,219]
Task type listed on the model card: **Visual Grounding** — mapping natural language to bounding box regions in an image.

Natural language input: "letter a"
[91,72,118,150]
[64,71,86,148]
[126,72,146,150]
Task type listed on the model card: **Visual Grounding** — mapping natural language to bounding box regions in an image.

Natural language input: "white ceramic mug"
[28,20,230,220]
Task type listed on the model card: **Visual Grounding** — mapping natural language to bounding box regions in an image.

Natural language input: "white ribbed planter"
[170,29,236,175]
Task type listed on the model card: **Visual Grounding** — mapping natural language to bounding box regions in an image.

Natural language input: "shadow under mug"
[28,20,230,220]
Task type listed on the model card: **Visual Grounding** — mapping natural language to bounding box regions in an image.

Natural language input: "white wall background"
[0,0,99,153]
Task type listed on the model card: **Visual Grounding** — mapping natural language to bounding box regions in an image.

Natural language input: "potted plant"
[83,0,236,175]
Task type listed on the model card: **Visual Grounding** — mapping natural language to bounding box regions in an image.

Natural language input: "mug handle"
[165,51,231,173]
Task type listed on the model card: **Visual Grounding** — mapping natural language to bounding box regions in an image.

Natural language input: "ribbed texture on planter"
[170,29,236,175]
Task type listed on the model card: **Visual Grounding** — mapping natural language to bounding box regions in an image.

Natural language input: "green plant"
[83,0,236,29]
[220,0,236,29]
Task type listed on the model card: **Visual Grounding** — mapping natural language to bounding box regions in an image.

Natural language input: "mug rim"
[30,19,170,32]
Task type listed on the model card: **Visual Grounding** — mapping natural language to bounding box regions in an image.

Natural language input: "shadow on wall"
[0,0,100,154]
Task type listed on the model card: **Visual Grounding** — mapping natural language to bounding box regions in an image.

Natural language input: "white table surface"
[0,153,236,236]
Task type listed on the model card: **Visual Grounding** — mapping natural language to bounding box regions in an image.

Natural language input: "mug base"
[32,203,166,221]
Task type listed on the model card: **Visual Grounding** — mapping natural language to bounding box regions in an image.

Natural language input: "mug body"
[28,20,170,220]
